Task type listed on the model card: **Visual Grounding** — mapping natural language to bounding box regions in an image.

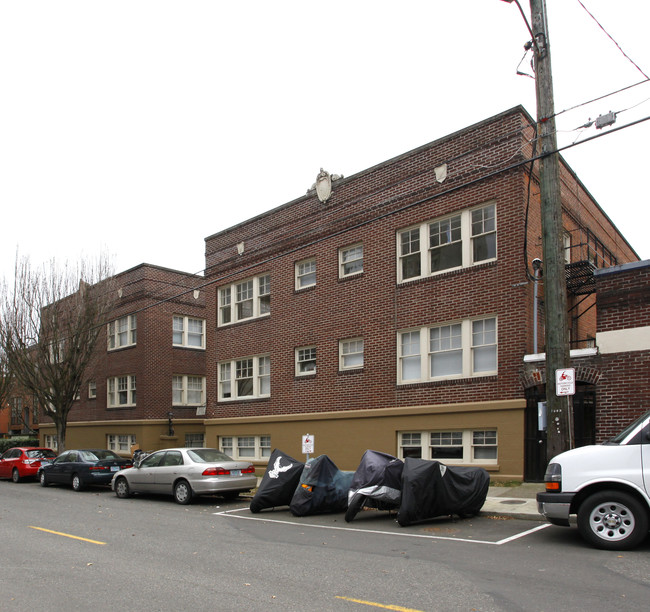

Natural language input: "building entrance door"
[524,384,596,482]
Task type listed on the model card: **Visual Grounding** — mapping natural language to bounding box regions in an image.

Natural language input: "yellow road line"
[29,526,106,546]
[335,596,423,611]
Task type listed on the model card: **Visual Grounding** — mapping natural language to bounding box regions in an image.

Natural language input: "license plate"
[111,466,121,472]
[230,470,241,477]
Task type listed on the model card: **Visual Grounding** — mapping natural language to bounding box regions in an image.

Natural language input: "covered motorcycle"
[345,450,404,522]
[396,458,490,527]
[289,455,354,517]
[249,449,305,513]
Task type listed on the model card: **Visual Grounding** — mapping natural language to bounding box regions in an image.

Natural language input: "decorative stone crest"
[309,168,344,203]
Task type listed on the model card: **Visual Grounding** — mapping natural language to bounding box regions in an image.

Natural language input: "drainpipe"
[532,258,543,354]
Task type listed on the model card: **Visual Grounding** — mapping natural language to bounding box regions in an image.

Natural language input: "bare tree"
[0,255,115,452]
[0,282,13,418]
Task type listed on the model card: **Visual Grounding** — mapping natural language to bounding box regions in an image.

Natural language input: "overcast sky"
[1,0,649,283]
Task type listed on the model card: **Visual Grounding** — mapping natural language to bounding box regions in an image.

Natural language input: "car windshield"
[79,450,120,462]
[26,449,57,459]
[187,449,234,463]
[606,410,650,445]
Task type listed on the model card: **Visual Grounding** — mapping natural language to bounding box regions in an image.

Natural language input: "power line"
[576,0,649,80]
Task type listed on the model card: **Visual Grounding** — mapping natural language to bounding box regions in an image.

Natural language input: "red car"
[0,447,57,482]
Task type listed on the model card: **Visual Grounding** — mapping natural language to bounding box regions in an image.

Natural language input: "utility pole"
[528,0,571,461]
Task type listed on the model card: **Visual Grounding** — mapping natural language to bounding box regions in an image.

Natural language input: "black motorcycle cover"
[345,450,404,522]
[396,458,490,526]
[289,455,354,516]
[249,449,304,513]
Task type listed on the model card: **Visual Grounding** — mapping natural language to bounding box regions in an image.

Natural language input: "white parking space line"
[494,523,551,545]
[214,508,551,546]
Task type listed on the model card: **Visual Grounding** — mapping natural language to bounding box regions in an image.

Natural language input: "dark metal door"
[524,384,596,482]
[524,386,547,482]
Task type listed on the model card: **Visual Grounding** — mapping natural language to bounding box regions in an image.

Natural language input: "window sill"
[338,272,364,282]
[398,375,497,388]
[107,344,137,353]
[398,260,497,286]
[338,368,364,376]
[217,314,271,330]
[294,284,316,294]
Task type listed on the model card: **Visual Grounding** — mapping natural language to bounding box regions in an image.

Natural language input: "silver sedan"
[111,447,257,504]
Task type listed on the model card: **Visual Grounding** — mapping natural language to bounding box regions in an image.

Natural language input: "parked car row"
[0,445,257,505]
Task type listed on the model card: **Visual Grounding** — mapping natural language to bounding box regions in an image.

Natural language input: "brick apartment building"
[200,106,639,481]
[35,106,645,482]
[38,264,208,453]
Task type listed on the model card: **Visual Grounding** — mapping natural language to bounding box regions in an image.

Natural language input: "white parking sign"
[555,368,576,396]
[302,434,314,455]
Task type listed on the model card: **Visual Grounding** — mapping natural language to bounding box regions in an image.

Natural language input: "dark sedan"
[39,449,132,491]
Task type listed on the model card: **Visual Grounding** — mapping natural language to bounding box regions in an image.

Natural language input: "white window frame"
[44,435,58,452]
[295,346,317,376]
[339,244,364,278]
[563,232,572,264]
[339,338,364,370]
[173,315,206,349]
[108,315,137,350]
[295,258,316,290]
[219,435,272,460]
[107,434,136,453]
[397,202,497,283]
[398,430,498,465]
[218,274,270,326]
[398,317,497,384]
[218,355,270,401]
[172,375,206,406]
[88,381,97,399]
[107,375,137,408]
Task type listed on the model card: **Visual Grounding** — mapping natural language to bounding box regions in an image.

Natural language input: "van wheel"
[577,491,649,550]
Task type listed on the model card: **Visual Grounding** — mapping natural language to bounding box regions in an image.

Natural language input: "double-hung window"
[398,430,497,464]
[398,317,497,383]
[296,346,316,376]
[219,435,272,460]
[339,244,363,277]
[107,375,136,407]
[108,315,137,350]
[339,338,364,370]
[218,355,270,401]
[173,316,205,349]
[107,434,136,453]
[219,274,270,326]
[172,375,206,406]
[296,258,316,289]
[398,202,496,282]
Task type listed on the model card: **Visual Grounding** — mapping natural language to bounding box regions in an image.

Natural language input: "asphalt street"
[1,480,649,611]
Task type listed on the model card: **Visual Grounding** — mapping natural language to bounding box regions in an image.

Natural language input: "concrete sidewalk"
[482,483,544,520]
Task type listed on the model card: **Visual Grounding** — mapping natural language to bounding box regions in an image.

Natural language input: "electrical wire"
[576,0,649,80]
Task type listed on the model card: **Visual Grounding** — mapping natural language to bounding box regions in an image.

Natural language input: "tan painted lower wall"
[41,399,525,481]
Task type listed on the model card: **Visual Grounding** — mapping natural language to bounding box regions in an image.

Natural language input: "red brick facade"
[36,107,646,479]
[200,107,639,476]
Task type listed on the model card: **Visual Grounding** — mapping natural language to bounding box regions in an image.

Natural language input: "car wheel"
[39,471,49,487]
[577,490,649,550]
[173,480,192,505]
[12,468,21,483]
[114,477,131,499]
[71,473,83,492]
